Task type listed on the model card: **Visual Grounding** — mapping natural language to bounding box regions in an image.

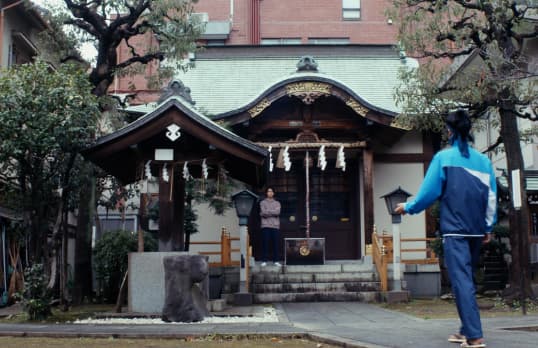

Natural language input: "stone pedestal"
[403,264,441,298]
[128,252,209,314]
[161,254,209,322]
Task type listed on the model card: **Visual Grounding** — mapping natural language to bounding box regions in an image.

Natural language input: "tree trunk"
[47,199,64,290]
[72,170,95,305]
[61,207,69,310]
[499,108,535,300]
[185,228,191,252]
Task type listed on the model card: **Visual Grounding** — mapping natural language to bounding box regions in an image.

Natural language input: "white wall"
[371,131,429,260]
[188,202,240,264]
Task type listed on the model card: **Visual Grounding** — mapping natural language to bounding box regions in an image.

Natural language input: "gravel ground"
[74,307,278,324]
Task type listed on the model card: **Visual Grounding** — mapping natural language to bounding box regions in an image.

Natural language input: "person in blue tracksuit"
[395,109,496,348]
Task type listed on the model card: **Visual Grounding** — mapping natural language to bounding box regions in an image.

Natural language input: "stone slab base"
[381,290,410,304]
[234,292,253,306]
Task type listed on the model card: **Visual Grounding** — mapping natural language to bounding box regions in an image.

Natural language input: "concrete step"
[253,291,380,303]
[251,263,375,274]
[251,271,378,284]
[252,281,380,293]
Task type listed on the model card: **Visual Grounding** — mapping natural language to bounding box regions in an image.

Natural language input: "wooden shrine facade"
[85,54,436,260]
[83,86,268,251]
[213,59,410,260]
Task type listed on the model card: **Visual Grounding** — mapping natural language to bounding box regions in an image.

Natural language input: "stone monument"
[161,254,209,322]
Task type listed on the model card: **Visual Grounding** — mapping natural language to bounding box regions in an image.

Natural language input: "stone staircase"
[250,260,382,303]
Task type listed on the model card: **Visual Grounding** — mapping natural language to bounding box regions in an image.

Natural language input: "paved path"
[280,302,538,347]
[1,302,537,347]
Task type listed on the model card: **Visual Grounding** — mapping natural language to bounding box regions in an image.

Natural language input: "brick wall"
[113,0,399,101]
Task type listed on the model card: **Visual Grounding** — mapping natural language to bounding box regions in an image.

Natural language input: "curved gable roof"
[212,73,397,125]
[84,96,268,185]
[172,47,415,118]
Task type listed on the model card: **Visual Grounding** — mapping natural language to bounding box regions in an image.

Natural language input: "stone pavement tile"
[281,302,538,348]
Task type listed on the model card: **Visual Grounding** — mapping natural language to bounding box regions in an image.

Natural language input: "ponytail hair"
[446,109,473,158]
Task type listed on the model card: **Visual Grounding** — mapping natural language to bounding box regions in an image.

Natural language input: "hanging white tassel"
[145,160,153,180]
[336,145,346,172]
[268,146,274,172]
[162,163,169,182]
[317,145,327,171]
[183,161,191,180]
[202,159,209,179]
[283,146,291,171]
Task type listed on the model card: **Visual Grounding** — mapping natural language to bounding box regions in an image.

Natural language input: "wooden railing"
[372,229,389,292]
[401,237,439,265]
[191,227,241,267]
[371,229,439,292]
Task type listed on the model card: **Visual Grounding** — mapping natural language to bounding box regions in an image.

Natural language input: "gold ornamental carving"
[248,98,272,118]
[299,245,311,256]
[286,82,331,104]
[345,98,369,117]
[390,118,412,130]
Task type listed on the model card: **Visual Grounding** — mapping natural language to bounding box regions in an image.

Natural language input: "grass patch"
[0,304,115,323]
[376,296,538,320]
[0,336,339,348]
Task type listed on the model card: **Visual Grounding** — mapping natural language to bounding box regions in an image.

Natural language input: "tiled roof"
[175,55,413,117]
[126,46,417,117]
[92,96,267,156]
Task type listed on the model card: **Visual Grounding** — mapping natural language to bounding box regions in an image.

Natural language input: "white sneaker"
[274,262,282,267]
[261,262,267,267]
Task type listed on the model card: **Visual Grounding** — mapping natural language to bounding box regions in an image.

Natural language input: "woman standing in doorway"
[260,187,281,267]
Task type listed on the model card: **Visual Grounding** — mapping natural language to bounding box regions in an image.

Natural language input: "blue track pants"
[443,236,483,340]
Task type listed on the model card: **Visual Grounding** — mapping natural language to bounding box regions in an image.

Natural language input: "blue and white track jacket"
[404,141,497,237]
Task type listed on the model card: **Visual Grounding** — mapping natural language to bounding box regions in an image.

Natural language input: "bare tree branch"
[115,52,165,70]
[482,136,503,154]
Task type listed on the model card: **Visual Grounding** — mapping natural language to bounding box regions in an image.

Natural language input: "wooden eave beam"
[87,109,265,166]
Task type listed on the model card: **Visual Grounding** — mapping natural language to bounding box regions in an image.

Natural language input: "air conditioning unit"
[530,243,538,264]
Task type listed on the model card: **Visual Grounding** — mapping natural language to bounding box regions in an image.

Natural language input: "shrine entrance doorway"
[250,155,360,261]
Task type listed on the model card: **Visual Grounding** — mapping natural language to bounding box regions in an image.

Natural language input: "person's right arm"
[404,153,444,215]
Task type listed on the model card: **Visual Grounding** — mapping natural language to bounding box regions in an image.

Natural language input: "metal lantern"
[231,190,258,226]
[380,186,412,224]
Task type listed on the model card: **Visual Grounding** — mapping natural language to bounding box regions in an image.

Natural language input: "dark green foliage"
[20,264,52,321]
[93,230,157,302]
[0,60,100,260]
[184,203,199,237]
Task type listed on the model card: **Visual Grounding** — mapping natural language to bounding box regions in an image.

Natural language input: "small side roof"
[84,86,268,186]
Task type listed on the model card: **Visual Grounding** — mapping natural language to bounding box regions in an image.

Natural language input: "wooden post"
[138,193,147,252]
[158,172,185,251]
[221,227,231,267]
[246,231,250,292]
[363,148,374,244]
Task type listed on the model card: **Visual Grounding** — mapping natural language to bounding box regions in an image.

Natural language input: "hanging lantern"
[162,163,169,182]
[317,145,327,171]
